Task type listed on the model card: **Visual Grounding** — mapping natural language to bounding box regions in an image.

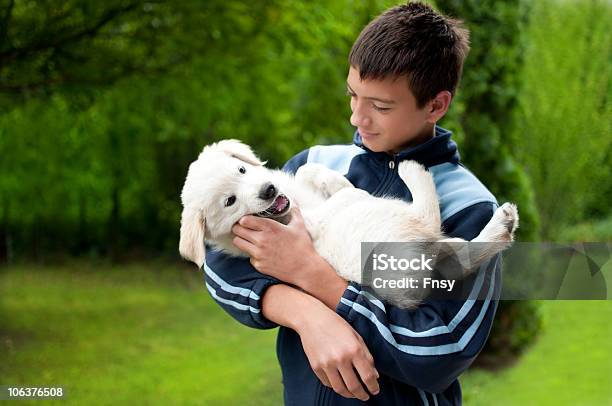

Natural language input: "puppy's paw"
[296,163,352,198]
[492,202,519,240]
[296,163,327,186]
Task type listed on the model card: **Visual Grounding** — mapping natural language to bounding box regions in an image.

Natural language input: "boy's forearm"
[262,258,348,327]
[261,284,325,330]
[297,254,349,310]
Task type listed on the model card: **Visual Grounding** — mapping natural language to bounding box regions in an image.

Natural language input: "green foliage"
[0,0,609,259]
[0,0,388,259]
[512,0,612,239]
[1,0,182,96]
[436,0,540,242]
[434,0,543,366]
[558,214,612,243]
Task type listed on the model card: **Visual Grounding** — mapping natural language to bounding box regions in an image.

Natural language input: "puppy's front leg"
[296,163,354,199]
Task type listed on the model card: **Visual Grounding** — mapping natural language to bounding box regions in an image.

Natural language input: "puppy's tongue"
[273,195,288,211]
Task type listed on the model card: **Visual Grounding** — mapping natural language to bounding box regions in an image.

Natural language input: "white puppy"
[180,139,518,307]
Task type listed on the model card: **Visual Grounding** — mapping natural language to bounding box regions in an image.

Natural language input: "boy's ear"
[179,207,206,268]
[427,91,452,124]
[212,139,266,166]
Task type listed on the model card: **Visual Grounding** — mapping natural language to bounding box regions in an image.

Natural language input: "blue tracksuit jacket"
[203,126,502,405]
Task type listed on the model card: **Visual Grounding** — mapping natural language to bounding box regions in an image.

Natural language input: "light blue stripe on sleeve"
[348,285,386,313]
[306,144,366,175]
[338,262,496,355]
[205,282,261,314]
[388,261,487,337]
[346,259,490,338]
[204,263,261,301]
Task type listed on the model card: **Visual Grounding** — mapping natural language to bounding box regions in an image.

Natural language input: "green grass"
[1,263,611,405]
[461,300,612,405]
[0,262,282,405]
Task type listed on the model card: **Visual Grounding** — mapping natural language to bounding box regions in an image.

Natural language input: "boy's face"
[347,66,434,154]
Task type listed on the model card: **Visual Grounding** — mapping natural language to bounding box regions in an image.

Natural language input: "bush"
[557,215,612,243]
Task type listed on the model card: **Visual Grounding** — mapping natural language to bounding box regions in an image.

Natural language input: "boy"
[204,2,501,405]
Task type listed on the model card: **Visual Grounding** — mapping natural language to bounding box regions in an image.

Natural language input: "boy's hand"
[232,207,348,309]
[231,206,316,287]
[295,298,380,401]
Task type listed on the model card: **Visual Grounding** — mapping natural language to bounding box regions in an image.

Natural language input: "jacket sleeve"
[203,148,310,329]
[335,201,502,393]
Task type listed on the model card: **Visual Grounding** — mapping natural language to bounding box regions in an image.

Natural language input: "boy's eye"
[238,166,246,174]
[225,196,236,207]
[373,104,391,112]
[346,89,356,97]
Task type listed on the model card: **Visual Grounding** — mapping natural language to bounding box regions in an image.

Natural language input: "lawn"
[1,262,610,405]
[0,262,282,405]
[461,300,612,405]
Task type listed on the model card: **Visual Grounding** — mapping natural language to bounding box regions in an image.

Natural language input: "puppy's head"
[179,139,289,267]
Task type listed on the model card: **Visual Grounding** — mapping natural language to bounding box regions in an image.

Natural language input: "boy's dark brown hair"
[349,1,470,108]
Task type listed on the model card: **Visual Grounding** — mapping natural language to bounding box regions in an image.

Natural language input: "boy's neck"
[388,124,436,155]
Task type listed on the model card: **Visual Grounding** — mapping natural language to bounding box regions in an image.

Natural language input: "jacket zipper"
[372,155,399,197]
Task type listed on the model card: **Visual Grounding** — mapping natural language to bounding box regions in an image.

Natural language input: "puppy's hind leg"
[296,163,354,199]
[398,161,441,227]
[436,237,491,279]
[472,202,519,249]
[436,203,519,278]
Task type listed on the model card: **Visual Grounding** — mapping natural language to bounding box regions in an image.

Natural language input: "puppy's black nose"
[258,182,277,200]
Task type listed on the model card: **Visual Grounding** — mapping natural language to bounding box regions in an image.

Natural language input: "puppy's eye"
[225,196,236,207]
[238,166,246,174]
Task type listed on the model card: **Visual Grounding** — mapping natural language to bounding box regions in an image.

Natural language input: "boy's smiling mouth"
[359,129,379,138]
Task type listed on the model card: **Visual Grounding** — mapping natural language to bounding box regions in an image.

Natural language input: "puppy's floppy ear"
[214,139,266,166]
[179,207,206,268]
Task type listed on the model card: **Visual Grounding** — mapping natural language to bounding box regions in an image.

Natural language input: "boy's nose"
[350,105,372,128]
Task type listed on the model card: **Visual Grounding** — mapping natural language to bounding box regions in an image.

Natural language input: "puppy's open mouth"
[256,194,291,218]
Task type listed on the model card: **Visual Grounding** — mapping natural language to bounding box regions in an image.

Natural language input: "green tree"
[436,0,539,241]
[0,0,220,100]
[436,0,542,364]
[0,0,377,259]
[513,0,611,239]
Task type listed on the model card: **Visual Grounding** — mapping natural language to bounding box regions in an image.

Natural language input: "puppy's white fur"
[180,139,518,307]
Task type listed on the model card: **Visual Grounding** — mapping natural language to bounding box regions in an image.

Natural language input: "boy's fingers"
[354,333,376,366]
[240,214,284,233]
[231,236,257,256]
[231,224,259,245]
[238,215,271,231]
[324,368,354,399]
[353,357,380,396]
[338,364,370,401]
[313,368,332,388]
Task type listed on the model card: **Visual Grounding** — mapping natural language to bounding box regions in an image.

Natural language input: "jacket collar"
[352,125,460,167]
